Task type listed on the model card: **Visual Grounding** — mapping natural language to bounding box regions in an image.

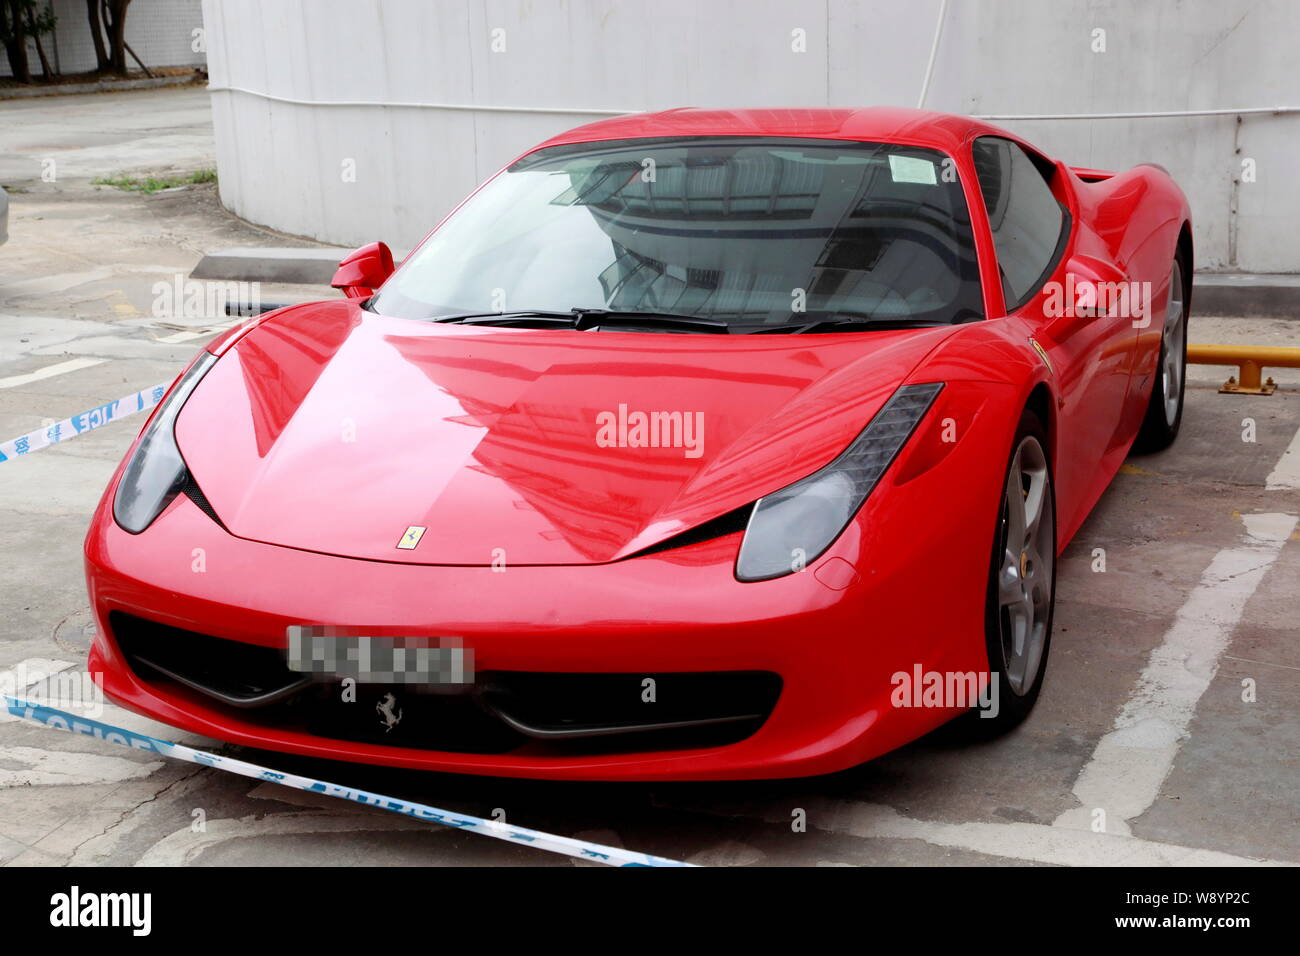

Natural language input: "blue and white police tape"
[2,694,693,867]
[0,381,171,462]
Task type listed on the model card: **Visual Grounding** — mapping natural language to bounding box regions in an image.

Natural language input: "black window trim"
[972,136,1074,315]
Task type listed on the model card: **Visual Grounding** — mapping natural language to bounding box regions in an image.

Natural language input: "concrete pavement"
[0,87,215,185]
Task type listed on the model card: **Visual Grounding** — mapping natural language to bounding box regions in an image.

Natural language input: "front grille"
[111,612,307,707]
[299,684,524,754]
[109,613,781,755]
[479,671,781,751]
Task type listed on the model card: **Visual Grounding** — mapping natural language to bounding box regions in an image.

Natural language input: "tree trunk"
[2,1,32,84]
[86,0,109,72]
[25,5,53,80]
[104,0,131,77]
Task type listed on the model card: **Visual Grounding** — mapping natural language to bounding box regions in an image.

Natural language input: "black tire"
[978,408,1056,733]
[1133,253,1189,453]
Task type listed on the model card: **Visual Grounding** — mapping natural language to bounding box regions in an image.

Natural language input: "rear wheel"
[981,410,1055,730]
[1133,257,1188,452]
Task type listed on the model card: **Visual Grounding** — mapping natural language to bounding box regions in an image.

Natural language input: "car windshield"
[369,136,985,332]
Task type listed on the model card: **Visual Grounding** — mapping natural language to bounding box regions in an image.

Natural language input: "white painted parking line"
[0,658,75,703]
[1265,424,1300,490]
[0,357,105,389]
[134,812,436,867]
[156,330,209,344]
[0,658,209,742]
[0,658,165,786]
[1055,512,1298,836]
[155,324,234,344]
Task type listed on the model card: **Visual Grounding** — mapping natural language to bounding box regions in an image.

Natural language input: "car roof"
[534,106,1020,156]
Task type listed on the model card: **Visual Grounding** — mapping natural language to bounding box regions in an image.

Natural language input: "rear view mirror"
[332,241,395,299]
[1070,276,1103,319]
[1044,253,1127,336]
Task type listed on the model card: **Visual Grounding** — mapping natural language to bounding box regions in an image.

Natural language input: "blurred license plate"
[285,626,473,685]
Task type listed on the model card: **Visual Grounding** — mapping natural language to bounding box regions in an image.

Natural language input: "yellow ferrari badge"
[397,526,427,550]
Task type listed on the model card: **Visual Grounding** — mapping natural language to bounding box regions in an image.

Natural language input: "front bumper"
[85,385,1011,781]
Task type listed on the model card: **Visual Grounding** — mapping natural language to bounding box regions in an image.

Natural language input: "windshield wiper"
[751,308,980,334]
[783,318,951,334]
[569,309,731,333]
[430,308,732,333]
[432,310,579,326]
[747,315,947,334]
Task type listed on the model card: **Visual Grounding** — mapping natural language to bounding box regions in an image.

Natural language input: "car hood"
[175,301,956,564]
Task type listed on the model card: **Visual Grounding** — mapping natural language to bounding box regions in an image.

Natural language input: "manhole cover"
[52,608,97,657]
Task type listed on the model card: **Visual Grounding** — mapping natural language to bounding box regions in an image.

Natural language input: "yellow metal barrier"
[1187,344,1300,395]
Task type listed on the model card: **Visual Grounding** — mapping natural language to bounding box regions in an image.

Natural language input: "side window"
[971,137,1068,311]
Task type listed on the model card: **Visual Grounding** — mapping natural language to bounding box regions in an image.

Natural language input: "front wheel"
[980,410,1056,731]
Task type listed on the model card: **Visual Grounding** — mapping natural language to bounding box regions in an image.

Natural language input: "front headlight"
[113,352,217,534]
[735,382,944,581]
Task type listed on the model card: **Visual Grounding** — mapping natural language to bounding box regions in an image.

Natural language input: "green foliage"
[0,1,57,43]
[91,169,219,195]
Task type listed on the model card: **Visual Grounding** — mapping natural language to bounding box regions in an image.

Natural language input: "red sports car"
[87,108,1191,780]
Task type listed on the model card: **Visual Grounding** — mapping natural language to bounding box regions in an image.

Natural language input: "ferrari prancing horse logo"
[397,526,426,550]
[376,693,402,732]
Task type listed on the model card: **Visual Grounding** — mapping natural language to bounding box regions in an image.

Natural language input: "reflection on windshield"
[370,137,984,332]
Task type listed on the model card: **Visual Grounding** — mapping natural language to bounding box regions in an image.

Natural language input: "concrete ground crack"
[62,764,208,866]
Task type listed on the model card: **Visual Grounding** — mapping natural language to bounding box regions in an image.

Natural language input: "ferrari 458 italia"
[87,107,1192,780]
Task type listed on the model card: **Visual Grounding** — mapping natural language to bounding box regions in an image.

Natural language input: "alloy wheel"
[995,435,1054,696]
[1162,260,1186,427]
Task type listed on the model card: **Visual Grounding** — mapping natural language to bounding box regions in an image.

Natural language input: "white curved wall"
[202,0,1300,272]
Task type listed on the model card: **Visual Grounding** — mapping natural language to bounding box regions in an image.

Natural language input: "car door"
[970,137,1135,536]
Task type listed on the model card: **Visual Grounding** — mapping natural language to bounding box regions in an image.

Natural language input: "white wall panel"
[201,0,1300,272]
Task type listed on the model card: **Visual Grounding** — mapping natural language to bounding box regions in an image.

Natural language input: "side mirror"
[331,241,395,299]
[1044,253,1127,337]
